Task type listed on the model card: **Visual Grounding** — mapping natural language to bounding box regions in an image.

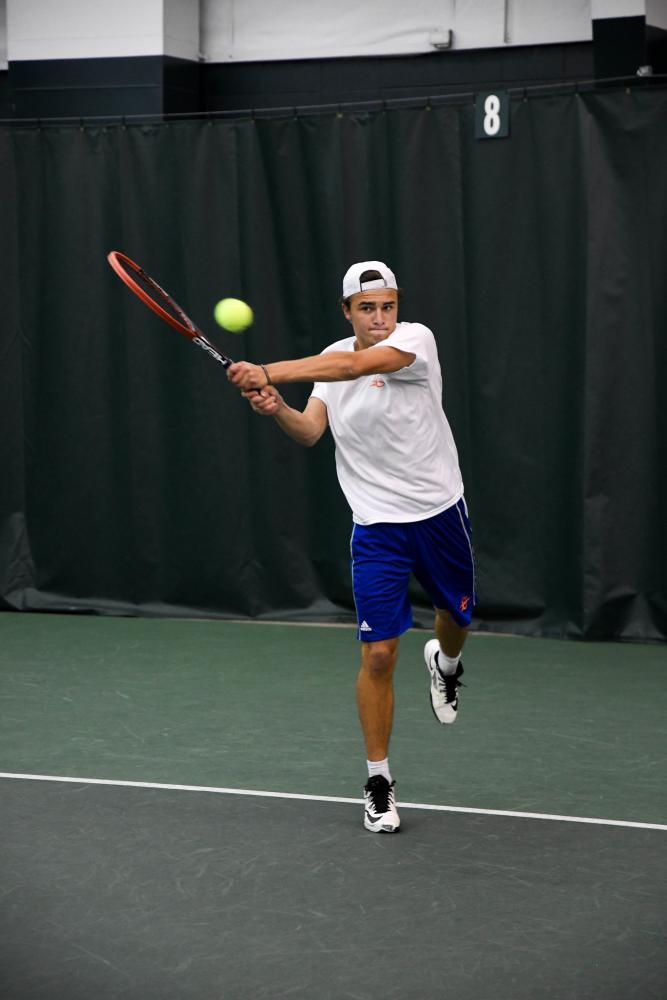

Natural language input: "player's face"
[342,288,399,349]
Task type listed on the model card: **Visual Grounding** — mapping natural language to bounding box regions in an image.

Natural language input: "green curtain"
[1,86,665,641]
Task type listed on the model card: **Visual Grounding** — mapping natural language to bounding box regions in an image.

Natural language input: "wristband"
[260,364,273,387]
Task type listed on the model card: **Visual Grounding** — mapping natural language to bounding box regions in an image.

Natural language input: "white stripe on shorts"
[456,499,476,601]
[349,523,361,633]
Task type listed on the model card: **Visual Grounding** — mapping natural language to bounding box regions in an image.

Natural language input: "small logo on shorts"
[459,596,471,612]
[360,620,373,632]
[369,376,385,388]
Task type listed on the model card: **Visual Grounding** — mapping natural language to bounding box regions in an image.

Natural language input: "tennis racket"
[107,250,233,370]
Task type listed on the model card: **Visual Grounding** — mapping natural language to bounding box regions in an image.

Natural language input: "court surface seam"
[222,619,519,637]
[1,772,665,831]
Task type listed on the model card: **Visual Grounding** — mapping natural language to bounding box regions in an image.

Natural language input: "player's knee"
[361,641,397,679]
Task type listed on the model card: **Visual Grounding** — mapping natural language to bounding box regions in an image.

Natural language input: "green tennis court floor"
[1,612,664,824]
[1,613,666,1000]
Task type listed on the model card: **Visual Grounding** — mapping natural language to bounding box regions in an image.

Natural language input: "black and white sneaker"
[363,775,400,833]
[424,639,464,724]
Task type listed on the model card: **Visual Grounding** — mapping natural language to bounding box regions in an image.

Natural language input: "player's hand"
[227,361,266,390]
[242,385,283,416]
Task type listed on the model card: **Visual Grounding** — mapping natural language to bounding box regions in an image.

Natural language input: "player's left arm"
[227,346,415,390]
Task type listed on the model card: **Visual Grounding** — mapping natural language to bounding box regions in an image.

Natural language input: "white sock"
[367,758,392,783]
[437,650,461,676]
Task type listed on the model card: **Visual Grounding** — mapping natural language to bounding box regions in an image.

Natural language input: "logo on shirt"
[459,596,471,612]
[359,620,373,632]
[369,376,385,388]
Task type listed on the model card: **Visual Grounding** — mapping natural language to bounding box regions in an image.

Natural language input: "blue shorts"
[350,498,476,641]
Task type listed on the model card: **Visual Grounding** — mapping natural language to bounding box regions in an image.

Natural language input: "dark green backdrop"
[1,86,665,641]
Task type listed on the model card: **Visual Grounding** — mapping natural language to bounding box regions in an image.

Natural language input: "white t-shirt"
[310,322,463,525]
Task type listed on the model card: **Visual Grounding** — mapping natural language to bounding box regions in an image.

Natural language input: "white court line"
[1,772,665,831]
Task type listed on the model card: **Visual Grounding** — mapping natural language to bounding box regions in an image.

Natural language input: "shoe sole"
[364,817,400,833]
[364,806,400,833]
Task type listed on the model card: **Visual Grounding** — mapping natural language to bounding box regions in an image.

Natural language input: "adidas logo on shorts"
[359,620,372,632]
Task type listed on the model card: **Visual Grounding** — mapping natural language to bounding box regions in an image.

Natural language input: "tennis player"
[227,262,475,833]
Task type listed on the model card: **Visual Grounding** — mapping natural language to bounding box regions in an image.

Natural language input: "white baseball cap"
[342,261,398,299]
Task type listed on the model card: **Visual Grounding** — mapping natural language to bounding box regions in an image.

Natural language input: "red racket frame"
[107,250,233,369]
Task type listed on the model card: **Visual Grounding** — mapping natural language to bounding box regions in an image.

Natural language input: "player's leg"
[357,642,403,833]
[356,637,400,762]
[413,498,476,724]
[435,606,468,659]
[351,522,412,833]
[357,640,401,833]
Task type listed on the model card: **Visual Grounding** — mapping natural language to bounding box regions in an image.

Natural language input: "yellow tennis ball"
[213,297,254,333]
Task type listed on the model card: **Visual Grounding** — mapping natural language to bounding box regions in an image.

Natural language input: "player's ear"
[341,300,352,323]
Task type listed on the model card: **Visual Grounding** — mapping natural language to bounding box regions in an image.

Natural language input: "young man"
[227,261,475,834]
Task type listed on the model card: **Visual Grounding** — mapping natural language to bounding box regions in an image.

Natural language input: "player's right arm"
[242,388,328,447]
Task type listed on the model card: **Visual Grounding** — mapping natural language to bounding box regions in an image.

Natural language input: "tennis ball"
[213,297,254,333]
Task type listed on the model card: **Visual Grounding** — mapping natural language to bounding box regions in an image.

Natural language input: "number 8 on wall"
[475,91,511,139]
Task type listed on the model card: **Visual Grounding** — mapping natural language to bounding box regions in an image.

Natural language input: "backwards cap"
[342,261,398,299]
